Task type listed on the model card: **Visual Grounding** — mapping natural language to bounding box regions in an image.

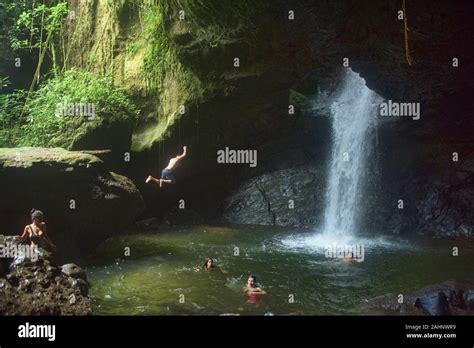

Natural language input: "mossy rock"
[0,147,102,169]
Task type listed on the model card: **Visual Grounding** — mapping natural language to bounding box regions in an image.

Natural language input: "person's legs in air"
[160,168,176,186]
[146,168,176,188]
[145,175,162,187]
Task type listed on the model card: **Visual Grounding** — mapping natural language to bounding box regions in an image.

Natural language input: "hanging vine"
[403,0,414,66]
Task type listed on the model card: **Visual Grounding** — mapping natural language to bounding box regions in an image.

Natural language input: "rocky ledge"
[0,235,91,315]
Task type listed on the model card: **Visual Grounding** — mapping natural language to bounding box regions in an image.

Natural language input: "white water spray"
[283,69,382,249]
[321,69,381,239]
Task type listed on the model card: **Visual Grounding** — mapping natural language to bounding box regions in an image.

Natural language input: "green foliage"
[0,1,30,39]
[10,2,68,51]
[142,1,174,89]
[0,0,31,66]
[0,76,10,90]
[127,42,141,56]
[45,2,68,32]
[0,69,139,148]
[0,76,27,147]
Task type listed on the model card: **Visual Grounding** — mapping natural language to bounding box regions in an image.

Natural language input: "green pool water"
[85,225,474,315]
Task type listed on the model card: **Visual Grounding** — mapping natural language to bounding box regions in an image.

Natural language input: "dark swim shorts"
[161,168,176,184]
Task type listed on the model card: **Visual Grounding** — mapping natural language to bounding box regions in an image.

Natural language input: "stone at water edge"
[466,290,474,311]
[414,292,450,316]
[61,263,88,282]
[0,234,92,315]
[69,278,89,296]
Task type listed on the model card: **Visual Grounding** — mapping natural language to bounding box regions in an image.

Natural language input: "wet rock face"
[0,236,91,315]
[223,166,325,227]
[416,172,474,239]
[368,151,474,239]
[0,147,145,258]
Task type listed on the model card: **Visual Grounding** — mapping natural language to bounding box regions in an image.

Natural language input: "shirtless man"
[146,146,187,188]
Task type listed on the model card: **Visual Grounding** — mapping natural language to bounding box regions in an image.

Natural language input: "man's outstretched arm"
[176,146,187,160]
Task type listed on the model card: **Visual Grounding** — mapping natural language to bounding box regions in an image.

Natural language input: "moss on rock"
[0,147,102,168]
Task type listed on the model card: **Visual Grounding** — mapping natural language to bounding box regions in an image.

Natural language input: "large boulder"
[414,292,451,316]
[223,166,325,227]
[0,147,145,258]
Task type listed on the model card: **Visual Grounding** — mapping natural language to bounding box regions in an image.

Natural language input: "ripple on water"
[225,276,244,292]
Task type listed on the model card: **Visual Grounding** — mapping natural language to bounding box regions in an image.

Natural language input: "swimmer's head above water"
[244,275,267,296]
[247,275,257,288]
[203,257,214,270]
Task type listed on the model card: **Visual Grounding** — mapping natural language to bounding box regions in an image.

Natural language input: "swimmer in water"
[340,251,355,264]
[195,257,221,272]
[243,275,267,301]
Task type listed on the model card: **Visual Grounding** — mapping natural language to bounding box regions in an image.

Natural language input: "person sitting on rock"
[146,146,187,188]
[18,209,56,250]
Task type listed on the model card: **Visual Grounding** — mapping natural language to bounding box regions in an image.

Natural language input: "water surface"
[86,225,474,315]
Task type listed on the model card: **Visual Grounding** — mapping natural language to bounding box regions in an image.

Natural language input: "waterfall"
[321,69,381,238]
[281,69,383,250]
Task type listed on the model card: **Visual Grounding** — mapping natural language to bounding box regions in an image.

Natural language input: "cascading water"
[282,69,382,249]
[321,69,381,239]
